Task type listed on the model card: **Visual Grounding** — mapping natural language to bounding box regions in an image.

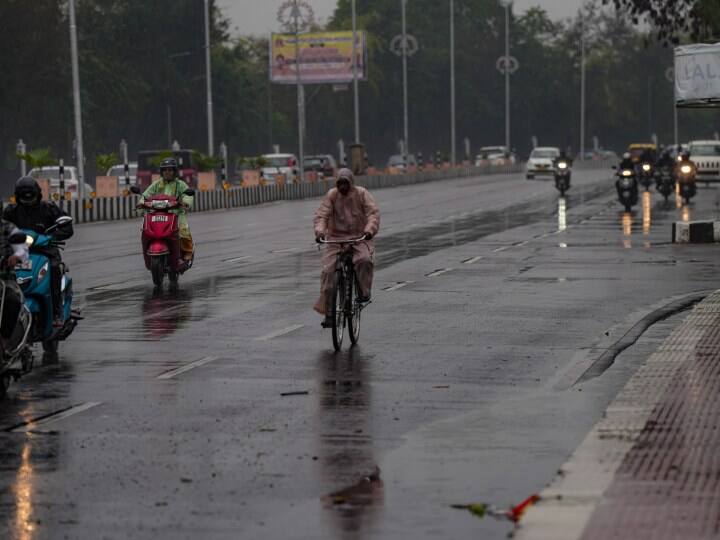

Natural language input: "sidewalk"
[515,289,720,540]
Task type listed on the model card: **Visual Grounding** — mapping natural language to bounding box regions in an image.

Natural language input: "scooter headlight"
[558,162,568,170]
[622,169,633,177]
[25,236,34,247]
[37,261,49,283]
[681,164,692,174]
[152,200,169,210]
[642,163,651,172]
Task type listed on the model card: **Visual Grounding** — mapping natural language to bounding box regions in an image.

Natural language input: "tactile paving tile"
[581,292,720,540]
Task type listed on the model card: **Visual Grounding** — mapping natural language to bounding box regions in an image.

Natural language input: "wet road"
[1,170,719,539]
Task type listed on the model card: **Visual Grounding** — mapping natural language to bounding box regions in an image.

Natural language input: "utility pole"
[580,11,586,160]
[68,0,86,199]
[450,0,456,165]
[504,3,510,153]
[352,0,360,143]
[294,1,305,182]
[401,0,409,159]
[204,0,215,156]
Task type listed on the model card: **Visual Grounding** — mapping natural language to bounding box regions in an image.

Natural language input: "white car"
[526,147,560,179]
[260,153,299,184]
[475,146,516,167]
[106,162,138,185]
[688,140,720,183]
[28,166,81,199]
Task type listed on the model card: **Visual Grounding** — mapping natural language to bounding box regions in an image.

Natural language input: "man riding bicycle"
[314,168,380,327]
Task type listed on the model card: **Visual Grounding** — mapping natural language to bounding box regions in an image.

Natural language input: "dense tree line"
[1,0,719,190]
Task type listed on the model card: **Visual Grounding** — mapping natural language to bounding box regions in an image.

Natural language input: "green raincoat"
[141,178,193,239]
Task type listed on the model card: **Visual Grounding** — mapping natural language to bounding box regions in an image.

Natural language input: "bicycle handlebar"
[318,237,367,245]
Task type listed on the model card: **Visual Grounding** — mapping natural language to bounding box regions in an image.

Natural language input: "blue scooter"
[15,216,80,363]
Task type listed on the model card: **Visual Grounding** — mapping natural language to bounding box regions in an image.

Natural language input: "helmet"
[336,168,354,184]
[622,152,631,160]
[15,176,41,205]
[159,157,179,178]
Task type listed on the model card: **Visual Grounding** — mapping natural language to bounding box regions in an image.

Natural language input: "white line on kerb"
[255,324,305,341]
[426,268,454,277]
[383,281,414,291]
[156,356,219,380]
[12,402,102,433]
[462,256,483,264]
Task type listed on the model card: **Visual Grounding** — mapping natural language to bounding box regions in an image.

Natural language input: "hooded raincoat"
[313,178,380,314]
[141,178,194,254]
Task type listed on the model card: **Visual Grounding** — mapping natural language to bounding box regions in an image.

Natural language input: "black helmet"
[159,157,179,178]
[15,176,41,205]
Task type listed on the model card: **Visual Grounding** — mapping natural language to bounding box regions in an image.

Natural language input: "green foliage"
[96,153,118,173]
[192,151,222,172]
[148,151,174,168]
[16,148,57,170]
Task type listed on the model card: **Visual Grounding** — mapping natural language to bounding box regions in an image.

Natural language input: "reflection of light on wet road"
[642,191,652,235]
[14,438,35,540]
[557,197,567,231]
[622,212,632,249]
[682,205,691,222]
[676,182,683,209]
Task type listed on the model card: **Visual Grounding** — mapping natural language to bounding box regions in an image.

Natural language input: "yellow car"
[627,143,657,163]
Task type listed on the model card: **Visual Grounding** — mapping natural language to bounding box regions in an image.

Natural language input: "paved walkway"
[516,290,720,540]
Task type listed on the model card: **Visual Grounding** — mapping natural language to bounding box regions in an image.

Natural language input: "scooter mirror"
[55,216,73,227]
[129,185,142,195]
[8,232,27,244]
[183,189,196,197]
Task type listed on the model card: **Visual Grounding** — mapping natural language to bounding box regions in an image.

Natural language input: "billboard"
[270,31,367,85]
[675,43,720,108]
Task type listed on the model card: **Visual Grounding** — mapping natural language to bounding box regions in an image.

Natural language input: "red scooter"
[130,186,195,287]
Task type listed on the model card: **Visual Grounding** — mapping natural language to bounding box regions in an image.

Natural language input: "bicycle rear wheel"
[349,274,361,345]
[331,270,346,351]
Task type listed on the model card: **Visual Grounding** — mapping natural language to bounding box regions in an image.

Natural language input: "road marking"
[493,246,510,253]
[10,402,102,433]
[255,324,305,341]
[383,281,414,291]
[90,280,146,292]
[271,248,299,254]
[462,256,483,264]
[222,255,251,263]
[426,268,454,277]
[156,356,219,379]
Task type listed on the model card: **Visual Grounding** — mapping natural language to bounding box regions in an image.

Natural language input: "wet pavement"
[1,170,720,539]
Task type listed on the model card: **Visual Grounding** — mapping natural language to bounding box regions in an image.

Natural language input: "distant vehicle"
[28,166,80,199]
[627,143,657,164]
[304,154,338,178]
[687,140,720,183]
[106,162,138,186]
[525,147,560,179]
[475,146,516,167]
[261,153,298,183]
[136,150,198,191]
[386,154,417,171]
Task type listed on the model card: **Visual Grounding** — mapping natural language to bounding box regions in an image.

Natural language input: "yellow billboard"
[270,31,367,84]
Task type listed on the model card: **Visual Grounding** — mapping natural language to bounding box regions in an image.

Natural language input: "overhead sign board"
[675,43,720,108]
[270,31,367,85]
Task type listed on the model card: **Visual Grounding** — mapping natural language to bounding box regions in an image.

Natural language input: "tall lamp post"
[450,0,456,165]
[580,12,586,160]
[496,4,518,155]
[352,0,360,143]
[204,0,215,156]
[68,0,86,200]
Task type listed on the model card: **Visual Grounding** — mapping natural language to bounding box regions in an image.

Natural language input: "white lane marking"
[255,324,305,341]
[156,356,219,380]
[271,248,299,254]
[426,268,454,277]
[516,240,529,247]
[383,281,414,291]
[462,256,483,264]
[493,246,510,253]
[222,255,251,263]
[90,280,146,292]
[11,402,102,433]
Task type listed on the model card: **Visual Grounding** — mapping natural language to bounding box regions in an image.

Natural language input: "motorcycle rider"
[140,158,194,263]
[0,219,30,340]
[3,176,73,327]
[656,148,675,171]
[553,149,573,169]
[313,168,380,327]
[618,152,635,171]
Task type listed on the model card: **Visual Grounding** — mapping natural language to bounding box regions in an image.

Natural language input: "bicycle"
[318,237,371,351]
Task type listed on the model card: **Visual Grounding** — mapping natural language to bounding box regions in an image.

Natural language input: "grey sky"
[217,0,585,37]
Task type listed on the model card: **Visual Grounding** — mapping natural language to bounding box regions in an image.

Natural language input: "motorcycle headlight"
[622,169,633,177]
[642,164,651,172]
[37,261,49,283]
[558,162,568,169]
[681,164,692,174]
[152,200,169,210]
[25,236,34,247]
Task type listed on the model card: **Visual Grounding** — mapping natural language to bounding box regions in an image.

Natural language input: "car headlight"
[37,261,49,283]
[558,162,568,169]
[622,169,633,177]
[642,163,651,172]
[681,164,692,174]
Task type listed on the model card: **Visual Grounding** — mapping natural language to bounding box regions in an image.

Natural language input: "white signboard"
[675,43,720,107]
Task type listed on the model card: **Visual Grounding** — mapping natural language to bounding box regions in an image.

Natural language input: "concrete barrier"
[672,221,720,243]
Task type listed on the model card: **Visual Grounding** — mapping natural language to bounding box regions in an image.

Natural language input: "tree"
[16,148,58,171]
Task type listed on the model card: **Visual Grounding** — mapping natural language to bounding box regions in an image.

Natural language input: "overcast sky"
[217,0,586,37]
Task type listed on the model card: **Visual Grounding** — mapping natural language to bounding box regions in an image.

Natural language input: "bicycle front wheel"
[331,270,346,351]
[349,274,361,345]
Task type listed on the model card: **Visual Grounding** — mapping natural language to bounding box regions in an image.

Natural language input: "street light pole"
[68,0,86,200]
[580,12,586,160]
[401,0,409,159]
[293,1,306,182]
[450,0,456,165]
[204,0,215,156]
[352,0,360,144]
[504,3,510,153]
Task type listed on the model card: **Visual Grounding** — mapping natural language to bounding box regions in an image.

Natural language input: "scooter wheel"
[168,271,179,284]
[151,256,165,288]
[0,376,9,399]
[42,340,59,365]
[624,204,632,212]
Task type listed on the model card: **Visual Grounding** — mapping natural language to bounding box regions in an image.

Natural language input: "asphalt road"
[1,169,719,539]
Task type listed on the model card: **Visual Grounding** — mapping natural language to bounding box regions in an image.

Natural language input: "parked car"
[688,140,720,183]
[28,166,81,199]
[475,146,516,167]
[136,150,198,191]
[386,154,417,171]
[261,153,298,183]
[106,162,138,185]
[304,154,338,179]
[525,147,560,179]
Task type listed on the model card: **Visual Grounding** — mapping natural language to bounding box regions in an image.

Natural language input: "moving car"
[261,153,298,183]
[28,166,81,199]
[687,140,720,183]
[525,147,560,179]
[304,154,338,179]
[386,154,417,172]
[475,146,516,167]
[627,143,657,164]
[106,162,138,185]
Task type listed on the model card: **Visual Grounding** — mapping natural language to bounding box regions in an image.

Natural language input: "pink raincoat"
[313,180,380,314]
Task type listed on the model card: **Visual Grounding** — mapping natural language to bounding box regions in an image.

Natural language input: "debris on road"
[451,494,540,522]
[280,390,310,397]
